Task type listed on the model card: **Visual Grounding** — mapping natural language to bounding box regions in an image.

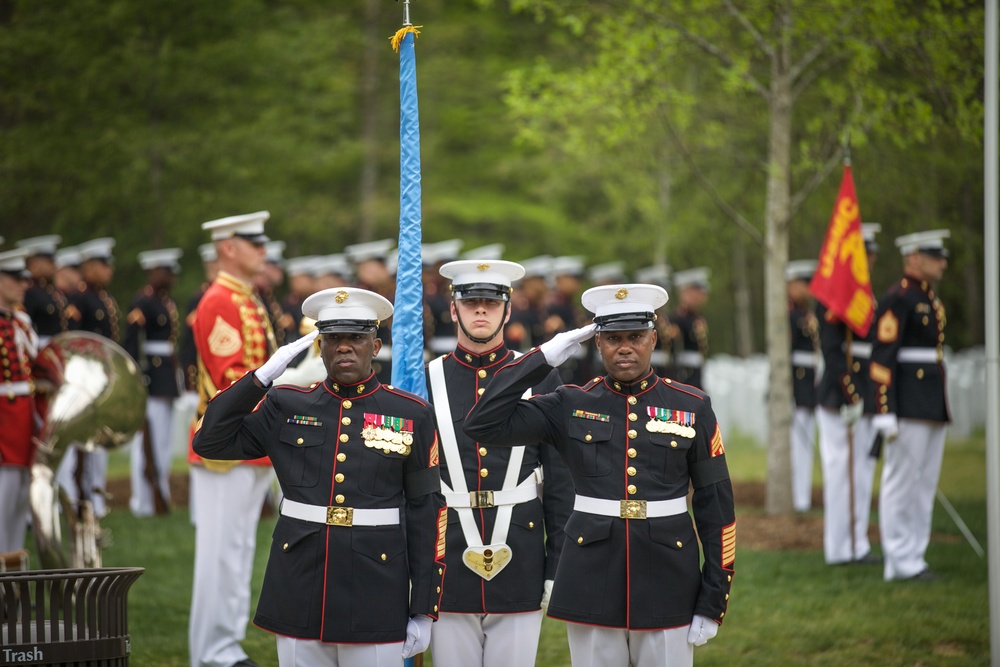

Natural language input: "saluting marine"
[122,248,184,517]
[194,287,446,667]
[870,229,951,582]
[426,259,573,667]
[16,235,68,348]
[668,267,710,389]
[787,260,819,513]
[465,283,735,667]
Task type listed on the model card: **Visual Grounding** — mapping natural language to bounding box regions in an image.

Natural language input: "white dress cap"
[198,243,218,264]
[285,256,320,278]
[344,238,395,264]
[633,263,672,287]
[894,229,950,257]
[264,240,286,265]
[77,237,116,262]
[862,223,882,253]
[582,283,669,331]
[462,243,505,261]
[313,254,352,279]
[16,235,62,257]
[302,287,394,334]
[551,255,586,278]
[138,248,183,272]
[439,259,525,301]
[422,239,463,266]
[519,255,552,279]
[588,261,628,285]
[785,259,817,282]
[673,267,711,290]
[0,248,29,275]
[55,246,82,269]
[201,211,270,242]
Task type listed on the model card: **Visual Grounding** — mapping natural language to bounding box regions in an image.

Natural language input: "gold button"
[434,605,438,612]
[342,417,351,425]
[676,540,683,548]
[479,447,487,456]
[478,369,487,378]
[853,362,861,372]
[628,396,637,405]
[381,553,387,561]
[627,484,637,494]
[335,494,345,504]
[437,586,441,593]
[725,593,729,600]
[796,368,805,379]
[670,440,678,448]
[727,575,732,582]
[577,536,584,544]
[335,473,345,483]
[665,378,672,384]
[628,429,637,439]
[343,400,353,409]
[337,453,347,462]
[585,434,592,442]
[628,412,638,422]
[340,434,349,443]
[922,316,929,325]
[528,521,535,529]
[627,448,637,458]
[478,388,485,396]
[847,384,855,394]
[296,437,304,445]
[627,466,637,476]
[439,568,443,575]
[916,368,924,379]
[720,612,725,618]
[283,542,289,550]
[480,468,489,478]
[842,376,851,385]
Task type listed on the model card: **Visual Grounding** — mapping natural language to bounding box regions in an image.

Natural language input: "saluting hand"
[539,324,597,367]
[253,330,319,386]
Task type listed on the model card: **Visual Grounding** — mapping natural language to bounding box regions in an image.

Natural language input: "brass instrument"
[29,332,147,569]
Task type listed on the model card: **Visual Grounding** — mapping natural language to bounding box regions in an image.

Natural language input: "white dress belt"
[0,381,32,397]
[144,340,175,356]
[849,342,872,359]
[444,475,542,509]
[791,350,816,367]
[280,499,400,526]
[675,351,704,367]
[897,347,941,363]
[573,494,687,519]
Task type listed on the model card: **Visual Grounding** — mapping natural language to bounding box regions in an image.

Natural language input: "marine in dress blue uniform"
[122,248,184,517]
[787,260,819,512]
[870,230,951,582]
[815,223,882,565]
[16,235,68,349]
[426,259,573,667]
[195,287,446,667]
[465,284,735,667]
[668,268,710,390]
[544,256,592,386]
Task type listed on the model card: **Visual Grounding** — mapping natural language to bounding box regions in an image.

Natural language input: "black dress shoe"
[853,553,883,565]
[906,569,939,582]
[231,660,259,667]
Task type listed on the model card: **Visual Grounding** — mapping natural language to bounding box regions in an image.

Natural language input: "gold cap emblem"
[477,263,490,271]
[335,290,349,304]
[615,288,629,300]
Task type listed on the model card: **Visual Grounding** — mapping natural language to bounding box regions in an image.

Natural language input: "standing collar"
[324,371,380,399]
[452,342,512,369]
[603,368,659,396]
[216,271,253,296]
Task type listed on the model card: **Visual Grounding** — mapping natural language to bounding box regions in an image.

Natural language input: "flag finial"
[843,131,852,167]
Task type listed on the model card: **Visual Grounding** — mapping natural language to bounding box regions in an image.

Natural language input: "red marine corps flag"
[809,162,875,337]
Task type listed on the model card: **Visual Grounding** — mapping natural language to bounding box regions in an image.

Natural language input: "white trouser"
[0,467,31,553]
[430,611,544,667]
[189,465,274,667]
[790,406,816,512]
[880,419,947,581]
[55,445,109,518]
[565,622,693,667]
[275,636,404,667]
[129,396,175,517]
[816,409,877,563]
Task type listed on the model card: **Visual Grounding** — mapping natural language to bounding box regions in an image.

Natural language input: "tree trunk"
[358,0,380,242]
[732,240,754,357]
[764,12,795,515]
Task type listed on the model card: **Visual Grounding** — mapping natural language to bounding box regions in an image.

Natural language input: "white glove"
[687,614,719,646]
[401,614,432,659]
[253,330,319,386]
[872,413,899,442]
[539,324,597,367]
[540,579,554,612]
[839,400,864,426]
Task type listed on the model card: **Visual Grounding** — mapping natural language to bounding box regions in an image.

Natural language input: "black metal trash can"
[0,567,144,666]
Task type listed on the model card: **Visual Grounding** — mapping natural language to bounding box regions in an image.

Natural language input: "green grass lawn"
[28,432,991,666]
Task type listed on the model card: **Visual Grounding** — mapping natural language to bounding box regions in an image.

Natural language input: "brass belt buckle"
[620,499,647,519]
[326,506,354,526]
[470,490,495,509]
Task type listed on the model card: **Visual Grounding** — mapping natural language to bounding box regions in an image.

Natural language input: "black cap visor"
[317,319,379,334]
[594,311,656,332]
[918,247,948,259]
[233,232,271,245]
[452,282,511,302]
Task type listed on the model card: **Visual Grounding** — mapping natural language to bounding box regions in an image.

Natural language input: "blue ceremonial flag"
[390,22,426,400]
